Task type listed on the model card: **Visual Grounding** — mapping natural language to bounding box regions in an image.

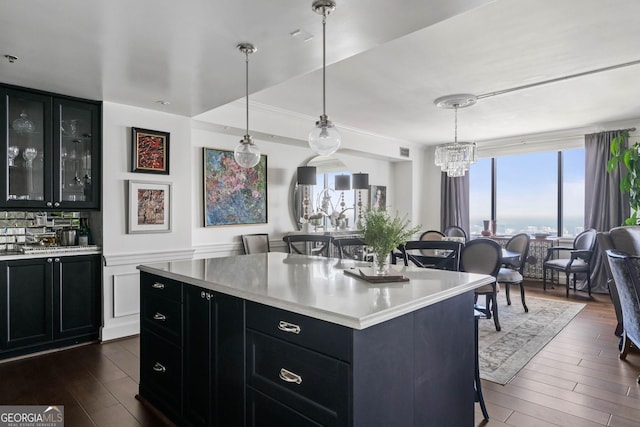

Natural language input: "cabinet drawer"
[246,301,351,361]
[141,293,181,345]
[141,272,182,302]
[247,387,324,427]
[247,330,348,426]
[139,331,182,415]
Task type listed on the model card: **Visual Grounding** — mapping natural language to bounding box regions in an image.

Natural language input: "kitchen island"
[137,252,493,426]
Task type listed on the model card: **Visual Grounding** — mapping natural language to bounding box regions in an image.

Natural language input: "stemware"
[23,147,37,168]
[7,146,19,166]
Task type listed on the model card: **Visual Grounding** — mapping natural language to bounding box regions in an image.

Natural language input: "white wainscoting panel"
[113,272,140,318]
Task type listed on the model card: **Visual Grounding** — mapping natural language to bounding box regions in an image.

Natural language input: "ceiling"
[2,0,640,147]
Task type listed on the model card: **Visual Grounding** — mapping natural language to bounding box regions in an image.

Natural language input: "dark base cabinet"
[140,271,476,427]
[0,255,101,360]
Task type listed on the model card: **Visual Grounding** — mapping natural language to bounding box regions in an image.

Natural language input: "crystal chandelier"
[434,94,477,177]
[233,43,261,168]
[308,0,341,156]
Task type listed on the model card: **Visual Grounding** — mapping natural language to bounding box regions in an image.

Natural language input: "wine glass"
[7,146,19,166]
[12,111,35,135]
[23,147,37,168]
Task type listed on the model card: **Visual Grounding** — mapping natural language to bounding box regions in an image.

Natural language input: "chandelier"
[308,0,341,156]
[434,94,477,177]
[233,43,260,168]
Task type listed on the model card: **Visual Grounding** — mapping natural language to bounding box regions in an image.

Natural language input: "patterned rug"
[478,295,586,384]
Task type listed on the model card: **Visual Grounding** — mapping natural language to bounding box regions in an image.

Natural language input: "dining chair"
[419,230,446,241]
[497,233,530,312]
[283,234,333,257]
[460,238,503,331]
[399,240,463,271]
[543,228,597,297]
[605,250,640,384]
[443,225,467,242]
[333,237,370,260]
[241,233,270,254]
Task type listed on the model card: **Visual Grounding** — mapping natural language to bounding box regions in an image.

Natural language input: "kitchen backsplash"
[0,211,86,251]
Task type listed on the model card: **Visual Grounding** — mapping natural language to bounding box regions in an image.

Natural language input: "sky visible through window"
[470,149,585,237]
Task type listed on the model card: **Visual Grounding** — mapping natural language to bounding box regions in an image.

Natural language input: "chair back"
[419,230,445,241]
[460,238,502,277]
[574,228,597,255]
[400,240,462,271]
[606,250,640,346]
[283,234,333,257]
[505,233,530,273]
[333,238,368,260]
[443,225,467,242]
[241,233,270,254]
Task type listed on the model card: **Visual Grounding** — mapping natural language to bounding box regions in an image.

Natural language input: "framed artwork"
[128,180,171,233]
[369,185,387,211]
[132,127,170,174]
[203,148,267,226]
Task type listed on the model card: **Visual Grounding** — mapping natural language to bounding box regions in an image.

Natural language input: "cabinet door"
[56,98,101,209]
[183,285,245,427]
[0,88,53,208]
[53,255,100,340]
[0,258,52,349]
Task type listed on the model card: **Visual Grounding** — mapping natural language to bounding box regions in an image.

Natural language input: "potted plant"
[361,209,420,275]
[607,131,639,225]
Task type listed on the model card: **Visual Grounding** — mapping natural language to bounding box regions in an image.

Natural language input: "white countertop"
[0,246,102,261]
[138,252,493,330]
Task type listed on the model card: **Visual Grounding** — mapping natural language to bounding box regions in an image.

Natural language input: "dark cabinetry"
[0,83,101,210]
[0,255,101,359]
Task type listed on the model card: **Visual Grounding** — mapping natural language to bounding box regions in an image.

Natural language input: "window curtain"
[440,172,470,236]
[583,130,629,293]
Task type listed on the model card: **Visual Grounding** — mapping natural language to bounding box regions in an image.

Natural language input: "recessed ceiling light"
[4,54,19,63]
[156,100,170,105]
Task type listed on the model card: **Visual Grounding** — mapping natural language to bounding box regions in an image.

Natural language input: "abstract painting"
[128,180,171,233]
[203,148,267,226]
[132,127,170,174]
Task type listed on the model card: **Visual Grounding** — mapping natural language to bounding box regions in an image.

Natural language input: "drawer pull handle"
[152,282,165,289]
[153,313,166,321]
[279,368,302,385]
[278,321,301,334]
[153,362,166,373]
[201,291,212,300]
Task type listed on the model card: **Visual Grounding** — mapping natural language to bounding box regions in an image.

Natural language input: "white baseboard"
[100,321,140,341]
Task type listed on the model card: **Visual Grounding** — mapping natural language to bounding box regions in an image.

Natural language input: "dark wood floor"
[0,280,637,426]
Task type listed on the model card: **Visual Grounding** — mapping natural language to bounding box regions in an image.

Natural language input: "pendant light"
[233,43,261,168]
[308,0,341,156]
[434,94,477,177]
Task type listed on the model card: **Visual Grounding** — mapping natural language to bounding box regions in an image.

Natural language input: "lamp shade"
[352,173,369,189]
[297,166,317,185]
[335,175,350,190]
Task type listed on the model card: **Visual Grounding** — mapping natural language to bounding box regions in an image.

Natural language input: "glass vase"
[372,252,390,276]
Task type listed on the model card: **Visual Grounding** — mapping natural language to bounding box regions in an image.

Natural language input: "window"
[469,148,585,237]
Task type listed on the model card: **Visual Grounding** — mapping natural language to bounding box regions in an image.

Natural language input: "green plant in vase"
[607,131,640,225]
[362,209,420,275]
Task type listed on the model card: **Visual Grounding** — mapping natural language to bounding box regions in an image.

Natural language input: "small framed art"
[203,148,267,226]
[369,185,387,211]
[128,180,171,233]
[132,127,170,174]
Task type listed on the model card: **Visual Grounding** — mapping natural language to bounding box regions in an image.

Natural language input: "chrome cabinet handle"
[278,321,301,334]
[47,258,53,263]
[54,258,60,263]
[152,282,165,289]
[53,202,60,207]
[153,362,166,373]
[153,313,166,321]
[46,202,53,207]
[200,291,212,300]
[279,368,302,385]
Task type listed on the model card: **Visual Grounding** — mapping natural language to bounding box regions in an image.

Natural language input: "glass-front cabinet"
[1,84,101,210]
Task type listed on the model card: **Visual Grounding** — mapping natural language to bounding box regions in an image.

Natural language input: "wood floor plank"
[504,411,562,427]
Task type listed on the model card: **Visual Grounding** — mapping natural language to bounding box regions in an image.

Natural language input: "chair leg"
[504,283,512,305]
[620,331,632,360]
[519,282,528,313]
[587,271,592,296]
[543,267,547,290]
[474,315,489,420]
[565,272,570,297]
[491,293,501,331]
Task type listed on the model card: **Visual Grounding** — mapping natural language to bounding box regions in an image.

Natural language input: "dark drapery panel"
[440,172,470,236]
[583,130,629,293]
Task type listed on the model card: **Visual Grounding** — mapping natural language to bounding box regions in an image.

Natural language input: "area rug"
[478,295,586,384]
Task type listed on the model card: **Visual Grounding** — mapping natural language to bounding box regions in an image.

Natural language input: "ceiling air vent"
[400,147,410,157]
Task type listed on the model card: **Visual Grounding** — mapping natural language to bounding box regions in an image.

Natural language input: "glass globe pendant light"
[308,0,341,156]
[233,43,261,168]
